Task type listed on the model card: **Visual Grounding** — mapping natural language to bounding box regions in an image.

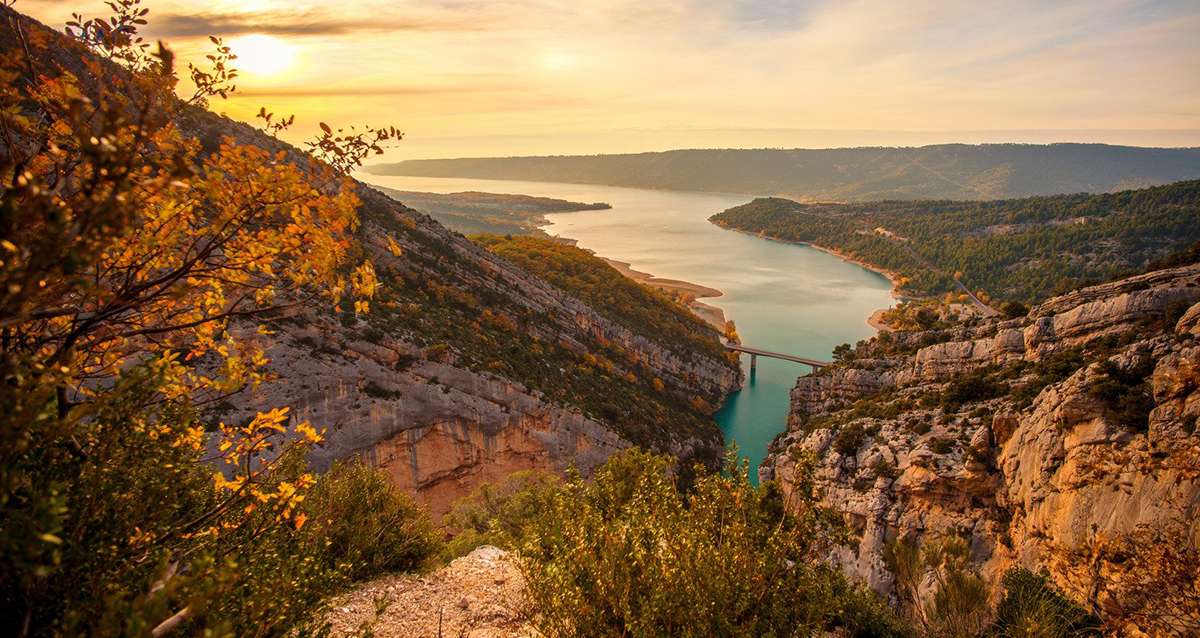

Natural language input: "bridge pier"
[749,353,757,372]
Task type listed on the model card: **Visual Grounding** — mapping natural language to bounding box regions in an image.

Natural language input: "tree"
[0,2,412,634]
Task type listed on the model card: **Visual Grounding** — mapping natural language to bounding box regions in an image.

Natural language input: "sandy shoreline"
[602,257,729,331]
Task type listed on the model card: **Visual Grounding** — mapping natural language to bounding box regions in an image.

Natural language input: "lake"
[359,173,894,479]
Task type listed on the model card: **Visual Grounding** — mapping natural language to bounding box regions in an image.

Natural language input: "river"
[360,174,894,479]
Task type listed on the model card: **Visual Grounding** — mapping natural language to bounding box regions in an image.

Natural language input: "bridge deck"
[725,344,830,368]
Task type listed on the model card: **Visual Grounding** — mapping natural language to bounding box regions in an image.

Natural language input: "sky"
[22,0,1200,158]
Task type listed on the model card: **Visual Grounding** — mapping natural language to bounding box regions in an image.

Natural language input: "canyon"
[761,263,1200,620]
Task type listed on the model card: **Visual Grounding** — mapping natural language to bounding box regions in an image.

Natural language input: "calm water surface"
[360,174,894,479]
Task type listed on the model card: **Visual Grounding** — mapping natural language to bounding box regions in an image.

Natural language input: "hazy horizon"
[22,0,1200,159]
[361,129,1200,162]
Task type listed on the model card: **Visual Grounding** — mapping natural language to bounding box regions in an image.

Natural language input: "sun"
[228,34,296,76]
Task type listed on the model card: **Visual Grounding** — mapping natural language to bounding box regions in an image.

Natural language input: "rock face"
[761,265,1200,620]
[206,186,741,516]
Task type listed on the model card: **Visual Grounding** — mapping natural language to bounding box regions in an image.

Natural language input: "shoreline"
[713,224,902,331]
[601,257,729,331]
[541,230,729,331]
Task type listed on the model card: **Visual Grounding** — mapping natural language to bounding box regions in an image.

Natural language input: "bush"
[1088,359,1155,432]
[516,449,912,637]
[942,370,1006,412]
[0,362,438,637]
[835,422,870,457]
[992,569,1101,637]
[1000,301,1029,319]
[0,365,330,636]
[441,470,562,558]
[302,459,440,581]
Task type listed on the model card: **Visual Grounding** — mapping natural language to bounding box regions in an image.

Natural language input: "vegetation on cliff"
[475,234,729,362]
[710,181,1200,304]
[350,219,735,454]
[768,264,1200,636]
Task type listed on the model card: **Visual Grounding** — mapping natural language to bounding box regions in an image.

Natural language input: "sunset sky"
[23,0,1200,158]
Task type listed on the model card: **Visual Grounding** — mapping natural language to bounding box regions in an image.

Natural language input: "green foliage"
[0,363,323,636]
[991,569,1101,638]
[1009,349,1086,409]
[1000,301,1029,319]
[515,449,912,637]
[835,422,870,456]
[302,459,440,582]
[0,362,439,636]
[711,181,1200,304]
[942,368,1007,412]
[887,537,991,638]
[474,234,726,361]
[441,470,562,558]
[1087,358,1156,432]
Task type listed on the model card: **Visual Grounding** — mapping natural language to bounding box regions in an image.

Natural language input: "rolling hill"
[368,144,1200,201]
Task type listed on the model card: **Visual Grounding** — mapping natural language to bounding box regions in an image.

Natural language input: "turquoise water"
[360,173,894,478]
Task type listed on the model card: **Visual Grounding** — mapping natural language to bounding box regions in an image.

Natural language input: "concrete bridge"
[724,344,831,372]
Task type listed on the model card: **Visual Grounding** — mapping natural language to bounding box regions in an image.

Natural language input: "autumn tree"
[0,1,418,635]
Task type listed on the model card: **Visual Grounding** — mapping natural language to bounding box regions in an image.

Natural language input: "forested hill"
[709,180,1200,304]
[371,186,609,235]
[368,144,1200,201]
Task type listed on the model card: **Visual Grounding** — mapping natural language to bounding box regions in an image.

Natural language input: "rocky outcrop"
[325,546,533,637]
[762,266,1200,623]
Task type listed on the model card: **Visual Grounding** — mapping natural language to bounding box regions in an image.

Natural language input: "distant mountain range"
[367,144,1200,201]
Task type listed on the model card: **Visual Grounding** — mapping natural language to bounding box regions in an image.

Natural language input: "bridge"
[724,344,831,371]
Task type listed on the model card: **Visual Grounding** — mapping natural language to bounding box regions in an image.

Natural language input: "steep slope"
[207,138,740,520]
[760,264,1200,627]
[368,144,1200,202]
[711,181,1200,304]
[0,7,741,518]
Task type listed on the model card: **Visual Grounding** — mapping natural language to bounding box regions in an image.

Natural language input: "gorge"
[360,173,897,477]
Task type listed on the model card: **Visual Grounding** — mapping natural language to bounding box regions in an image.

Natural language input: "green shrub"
[516,449,912,637]
[835,422,870,457]
[991,569,1101,638]
[1000,301,1029,319]
[942,370,1006,412]
[441,469,562,558]
[1088,359,1155,432]
[302,459,440,581]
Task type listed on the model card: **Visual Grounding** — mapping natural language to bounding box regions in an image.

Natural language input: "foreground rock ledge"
[326,546,535,638]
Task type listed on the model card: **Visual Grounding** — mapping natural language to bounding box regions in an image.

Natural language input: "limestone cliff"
[761,264,1200,624]
[191,123,739,519]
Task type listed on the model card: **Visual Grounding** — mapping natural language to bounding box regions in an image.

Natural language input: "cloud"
[148,10,485,38]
